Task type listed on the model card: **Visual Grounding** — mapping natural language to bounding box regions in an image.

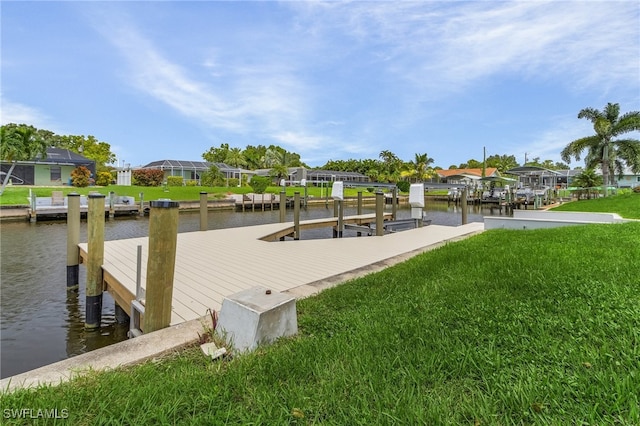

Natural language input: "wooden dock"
[78,216,484,327]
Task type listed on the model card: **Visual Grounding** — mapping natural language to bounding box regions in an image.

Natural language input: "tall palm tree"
[378,150,402,183]
[561,103,640,196]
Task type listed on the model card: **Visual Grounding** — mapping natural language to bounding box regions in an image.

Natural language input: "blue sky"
[2,1,639,169]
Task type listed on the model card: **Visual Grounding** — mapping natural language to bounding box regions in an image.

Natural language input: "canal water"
[0,201,506,378]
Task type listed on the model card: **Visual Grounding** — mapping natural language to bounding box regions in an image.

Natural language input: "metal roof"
[505,166,561,175]
[29,148,94,165]
[141,159,244,173]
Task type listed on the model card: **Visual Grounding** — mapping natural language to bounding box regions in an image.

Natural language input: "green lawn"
[2,222,638,424]
[0,185,387,206]
[551,192,640,219]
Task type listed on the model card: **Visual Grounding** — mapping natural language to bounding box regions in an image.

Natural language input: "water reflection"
[0,201,503,378]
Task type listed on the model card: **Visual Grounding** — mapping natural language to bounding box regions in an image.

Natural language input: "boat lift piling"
[66,193,80,291]
[85,194,105,330]
[144,200,180,333]
[200,192,208,231]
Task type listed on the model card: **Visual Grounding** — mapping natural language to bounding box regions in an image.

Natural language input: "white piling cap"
[331,181,344,200]
[409,183,425,207]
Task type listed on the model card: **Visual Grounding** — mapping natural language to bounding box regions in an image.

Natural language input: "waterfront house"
[0,147,95,186]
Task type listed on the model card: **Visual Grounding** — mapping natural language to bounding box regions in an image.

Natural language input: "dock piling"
[462,187,468,225]
[66,193,80,291]
[337,200,344,238]
[29,192,37,223]
[109,191,115,219]
[392,187,397,220]
[85,194,106,330]
[357,191,363,236]
[139,193,145,216]
[375,192,384,236]
[279,190,286,223]
[144,200,180,333]
[200,192,208,231]
[294,192,300,240]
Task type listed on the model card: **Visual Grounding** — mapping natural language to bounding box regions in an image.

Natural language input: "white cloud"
[514,117,595,165]
[83,6,346,158]
[0,98,52,128]
[291,1,639,95]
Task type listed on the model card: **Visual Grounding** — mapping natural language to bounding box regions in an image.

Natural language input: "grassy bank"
[551,192,640,219]
[0,185,391,206]
[2,222,639,424]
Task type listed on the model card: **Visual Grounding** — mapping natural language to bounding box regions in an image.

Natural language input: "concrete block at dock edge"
[216,286,298,353]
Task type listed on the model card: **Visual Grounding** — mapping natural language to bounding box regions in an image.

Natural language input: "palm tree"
[378,150,402,183]
[572,169,603,199]
[1,124,49,195]
[402,153,435,182]
[265,148,292,182]
[561,103,640,196]
[224,147,247,168]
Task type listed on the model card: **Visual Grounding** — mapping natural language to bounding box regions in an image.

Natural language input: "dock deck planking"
[79,217,484,327]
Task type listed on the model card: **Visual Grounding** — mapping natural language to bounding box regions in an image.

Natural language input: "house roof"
[31,148,94,166]
[141,159,250,173]
[437,168,499,178]
[505,166,561,176]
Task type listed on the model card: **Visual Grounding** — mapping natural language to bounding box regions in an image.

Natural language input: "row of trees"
[202,143,305,179]
[2,102,638,195]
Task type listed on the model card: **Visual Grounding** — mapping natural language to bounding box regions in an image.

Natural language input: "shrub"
[227,178,239,188]
[132,169,164,187]
[95,171,112,186]
[249,175,270,194]
[167,176,184,187]
[633,186,640,193]
[71,166,91,187]
[396,181,410,193]
[186,180,198,186]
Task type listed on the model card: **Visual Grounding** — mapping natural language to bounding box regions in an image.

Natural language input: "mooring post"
[356,191,363,236]
[279,190,286,223]
[332,199,339,238]
[30,192,37,223]
[139,192,145,217]
[144,200,179,333]
[461,187,468,225]
[66,193,81,291]
[294,192,301,240]
[376,191,384,236]
[109,191,115,219]
[200,191,208,231]
[304,185,308,209]
[392,187,398,220]
[85,194,106,330]
[337,200,344,238]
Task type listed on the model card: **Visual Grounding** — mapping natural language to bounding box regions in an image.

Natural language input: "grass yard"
[0,185,386,206]
[2,223,639,424]
[551,192,640,219]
